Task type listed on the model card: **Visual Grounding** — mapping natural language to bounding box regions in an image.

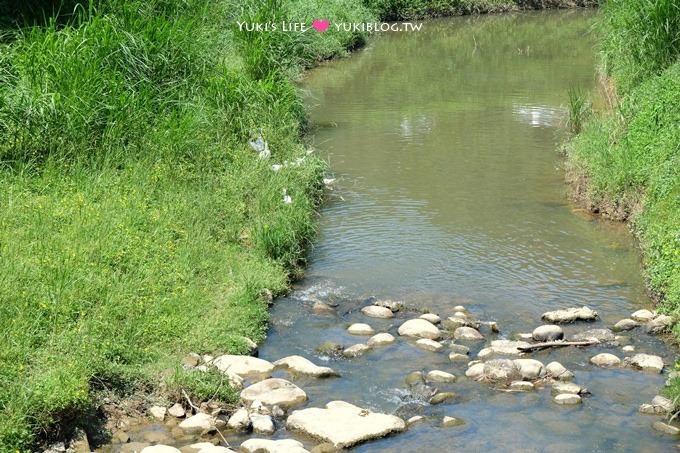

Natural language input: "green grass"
[0,0,374,449]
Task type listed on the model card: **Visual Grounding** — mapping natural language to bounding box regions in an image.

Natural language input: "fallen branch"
[518,340,598,352]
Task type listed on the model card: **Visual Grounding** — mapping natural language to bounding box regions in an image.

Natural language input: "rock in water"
[426,370,456,383]
[415,339,444,352]
[613,319,638,332]
[571,328,616,343]
[429,392,456,405]
[419,313,441,324]
[251,415,275,435]
[347,323,375,335]
[442,416,465,427]
[240,378,307,409]
[367,333,396,347]
[211,355,274,377]
[226,408,251,431]
[465,363,485,379]
[631,309,655,322]
[551,382,587,396]
[361,305,394,318]
[312,301,336,316]
[179,413,215,434]
[398,319,441,340]
[453,327,484,341]
[273,355,336,377]
[623,353,664,373]
[546,361,575,381]
[590,353,621,367]
[532,325,564,342]
[652,421,680,435]
[482,359,522,384]
[646,315,673,334]
[553,394,582,405]
[240,438,309,453]
[343,344,371,357]
[513,359,546,380]
[140,447,181,453]
[286,401,406,448]
[510,381,534,391]
[541,306,598,324]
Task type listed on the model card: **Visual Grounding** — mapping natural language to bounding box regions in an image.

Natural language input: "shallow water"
[101,10,678,452]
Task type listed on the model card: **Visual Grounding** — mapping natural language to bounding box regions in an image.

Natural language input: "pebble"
[361,305,394,319]
[398,319,441,340]
[624,353,664,373]
[590,353,621,367]
[367,333,396,347]
[465,363,485,379]
[513,359,546,380]
[251,415,275,434]
[415,338,444,352]
[622,345,635,353]
[179,413,215,434]
[449,344,470,355]
[426,370,456,383]
[554,394,582,405]
[551,382,586,396]
[347,323,375,335]
[419,313,441,324]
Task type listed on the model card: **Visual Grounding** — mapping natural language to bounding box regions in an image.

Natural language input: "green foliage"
[599,0,680,95]
[566,87,591,134]
[169,368,239,404]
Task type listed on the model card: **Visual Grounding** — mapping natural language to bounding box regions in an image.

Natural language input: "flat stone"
[312,301,336,316]
[510,381,534,391]
[532,325,564,342]
[465,363,485,379]
[347,323,375,336]
[551,382,586,395]
[513,359,546,380]
[211,355,274,377]
[274,355,336,377]
[624,353,664,373]
[572,328,616,343]
[449,353,468,363]
[553,394,582,405]
[226,408,250,431]
[426,370,456,383]
[286,401,406,448]
[483,359,522,384]
[449,344,470,355]
[486,340,531,356]
[647,315,673,334]
[367,333,396,347]
[415,339,444,352]
[149,406,167,422]
[361,306,394,319]
[546,361,575,381]
[251,415,275,435]
[622,345,635,352]
[241,378,307,409]
[590,353,621,367]
[241,438,309,453]
[407,415,425,425]
[398,319,441,340]
[453,327,484,341]
[168,403,186,418]
[141,447,181,453]
[429,392,456,405]
[179,413,215,434]
[343,344,371,357]
[542,306,598,324]
[419,313,441,324]
[631,309,655,322]
[652,421,680,435]
[613,319,638,332]
[442,416,465,427]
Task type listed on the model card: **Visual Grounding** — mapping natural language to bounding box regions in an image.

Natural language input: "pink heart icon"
[313,19,329,32]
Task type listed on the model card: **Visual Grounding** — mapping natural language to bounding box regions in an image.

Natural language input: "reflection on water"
[512,104,566,127]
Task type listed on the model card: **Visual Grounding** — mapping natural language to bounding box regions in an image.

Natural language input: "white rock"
[398,319,441,340]
[426,370,456,383]
[624,353,664,373]
[546,361,574,381]
[542,306,598,324]
[343,344,371,357]
[226,408,251,431]
[168,403,186,418]
[407,415,425,425]
[419,313,441,324]
[149,406,166,421]
[189,443,237,453]
[532,325,564,342]
[513,359,546,380]
[465,363,485,379]
[286,401,406,448]
[622,345,635,352]
[515,333,534,340]
[477,348,494,360]
[554,394,582,405]
[415,339,444,352]
[442,416,464,427]
[453,327,484,341]
[510,381,534,391]
[251,415,275,434]
[240,378,307,409]
[590,353,621,367]
[551,382,585,395]
[347,323,375,335]
[141,447,181,453]
[453,305,466,312]
[179,413,215,434]
[450,344,470,355]
[449,353,468,363]
[614,319,638,331]
[361,306,394,319]
[211,355,274,377]
[273,355,336,377]
[486,340,531,356]
[572,328,615,343]
[483,359,522,384]
[367,333,396,347]
[631,309,655,322]
[240,438,309,453]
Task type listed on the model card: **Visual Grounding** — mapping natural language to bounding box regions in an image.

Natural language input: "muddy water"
[257,10,677,452]
[102,10,678,453]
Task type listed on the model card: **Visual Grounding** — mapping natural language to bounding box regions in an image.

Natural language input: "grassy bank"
[565,0,679,353]
[0,0,373,449]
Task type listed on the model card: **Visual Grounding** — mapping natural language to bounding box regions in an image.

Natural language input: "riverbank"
[564,0,679,387]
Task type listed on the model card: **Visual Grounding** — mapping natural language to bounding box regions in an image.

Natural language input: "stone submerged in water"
[343,344,371,357]
[551,382,587,396]
[652,421,680,436]
[449,353,469,363]
[541,306,598,324]
[532,325,564,342]
[241,438,309,453]
[623,353,664,373]
[546,361,574,381]
[453,326,484,341]
[639,395,674,415]
[361,305,394,319]
[482,359,522,384]
[273,355,336,377]
[240,378,307,409]
[415,338,444,352]
[450,344,471,355]
[613,318,638,332]
[429,392,456,405]
[510,381,534,391]
[590,353,621,367]
[407,415,425,426]
[398,319,441,340]
[347,323,375,336]
[442,416,465,427]
[374,299,404,312]
[312,301,336,316]
[426,370,456,383]
[553,394,582,405]
[367,333,396,347]
[286,401,406,448]
[571,328,616,343]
